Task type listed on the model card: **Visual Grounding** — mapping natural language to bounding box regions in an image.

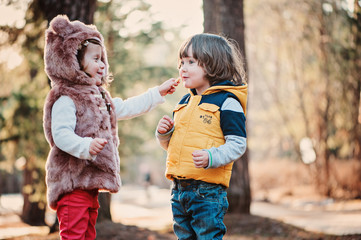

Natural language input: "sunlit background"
[0,0,361,239]
[0,0,203,70]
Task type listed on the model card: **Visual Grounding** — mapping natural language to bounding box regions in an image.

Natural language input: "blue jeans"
[171,179,229,240]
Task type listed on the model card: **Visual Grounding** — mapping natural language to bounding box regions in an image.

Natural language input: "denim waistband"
[173,178,223,190]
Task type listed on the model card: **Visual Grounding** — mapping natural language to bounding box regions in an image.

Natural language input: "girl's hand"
[158,78,179,96]
[192,150,209,168]
[89,138,108,155]
[157,115,174,134]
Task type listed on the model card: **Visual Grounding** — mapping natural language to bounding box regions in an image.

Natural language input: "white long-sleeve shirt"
[51,87,164,160]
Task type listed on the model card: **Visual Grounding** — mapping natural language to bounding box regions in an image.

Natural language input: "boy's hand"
[158,78,179,96]
[192,150,209,168]
[89,138,108,155]
[157,115,174,134]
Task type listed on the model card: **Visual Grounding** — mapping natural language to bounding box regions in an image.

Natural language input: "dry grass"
[250,158,361,202]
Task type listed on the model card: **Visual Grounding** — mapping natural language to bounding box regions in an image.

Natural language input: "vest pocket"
[173,104,187,123]
[198,103,219,113]
[173,104,187,112]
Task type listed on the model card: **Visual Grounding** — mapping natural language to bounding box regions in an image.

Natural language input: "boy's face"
[81,43,105,86]
[179,46,209,94]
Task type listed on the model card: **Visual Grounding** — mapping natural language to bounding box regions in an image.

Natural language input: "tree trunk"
[352,1,361,161]
[316,0,332,196]
[203,0,251,214]
[352,0,361,196]
[97,192,112,222]
[39,0,97,24]
[21,157,46,226]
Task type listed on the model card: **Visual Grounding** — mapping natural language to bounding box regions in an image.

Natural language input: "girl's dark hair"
[76,38,102,69]
[178,33,246,86]
[77,38,112,86]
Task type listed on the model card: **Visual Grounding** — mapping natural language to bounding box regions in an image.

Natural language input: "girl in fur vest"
[43,15,178,239]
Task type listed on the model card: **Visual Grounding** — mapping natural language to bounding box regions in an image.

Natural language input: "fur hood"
[44,15,109,86]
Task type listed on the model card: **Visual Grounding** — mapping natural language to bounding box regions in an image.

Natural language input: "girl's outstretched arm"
[114,78,178,120]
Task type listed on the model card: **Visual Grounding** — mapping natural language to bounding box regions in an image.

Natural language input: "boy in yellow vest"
[156,33,248,239]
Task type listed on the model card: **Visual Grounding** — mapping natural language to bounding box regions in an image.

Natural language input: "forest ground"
[1,159,361,240]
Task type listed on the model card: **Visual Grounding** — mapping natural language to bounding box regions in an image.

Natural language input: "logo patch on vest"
[200,114,212,124]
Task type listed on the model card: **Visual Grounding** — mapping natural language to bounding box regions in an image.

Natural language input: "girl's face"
[81,43,105,86]
[179,46,209,95]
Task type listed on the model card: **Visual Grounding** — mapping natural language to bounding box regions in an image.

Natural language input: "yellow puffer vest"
[165,83,247,187]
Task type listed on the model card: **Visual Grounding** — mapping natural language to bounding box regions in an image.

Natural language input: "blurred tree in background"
[203,0,251,214]
[246,0,361,198]
[0,0,49,225]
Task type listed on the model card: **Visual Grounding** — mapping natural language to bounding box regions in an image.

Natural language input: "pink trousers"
[57,189,99,240]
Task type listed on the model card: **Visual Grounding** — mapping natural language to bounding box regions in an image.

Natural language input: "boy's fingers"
[163,116,174,125]
[194,162,204,168]
[158,126,168,133]
[192,156,202,161]
[192,150,203,157]
[163,115,172,121]
[159,125,167,132]
[162,121,173,129]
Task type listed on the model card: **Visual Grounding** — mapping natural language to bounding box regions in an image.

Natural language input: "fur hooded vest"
[43,15,120,210]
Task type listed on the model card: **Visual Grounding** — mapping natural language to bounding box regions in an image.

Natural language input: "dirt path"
[1,186,361,239]
[111,185,361,236]
[251,201,361,235]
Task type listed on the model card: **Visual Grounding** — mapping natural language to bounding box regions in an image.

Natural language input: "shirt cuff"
[156,126,174,138]
[204,149,213,169]
[150,86,166,105]
[85,137,97,161]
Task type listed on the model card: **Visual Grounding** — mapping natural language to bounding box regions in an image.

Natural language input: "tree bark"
[203,0,247,72]
[316,0,332,196]
[352,1,361,161]
[21,157,46,226]
[352,0,361,196]
[203,0,251,214]
[39,0,97,24]
[97,192,112,222]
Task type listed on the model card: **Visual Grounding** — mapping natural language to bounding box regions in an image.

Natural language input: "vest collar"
[189,80,248,115]
[190,80,235,96]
